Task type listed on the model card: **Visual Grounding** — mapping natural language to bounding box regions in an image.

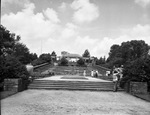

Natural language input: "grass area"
[0,91,17,100]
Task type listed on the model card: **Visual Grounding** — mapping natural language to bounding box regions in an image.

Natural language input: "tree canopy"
[0,25,30,82]
[82,49,90,57]
[77,58,85,66]
[59,57,68,66]
[107,40,150,68]
[51,51,56,56]
[0,25,16,56]
[39,53,51,63]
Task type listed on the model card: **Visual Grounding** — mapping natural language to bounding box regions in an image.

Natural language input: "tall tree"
[39,53,51,63]
[51,51,57,61]
[107,40,149,67]
[0,25,16,56]
[59,57,68,66]
[51,51,56,56]
[0,25,29,82]
[12,42,31,64]
[121,40,149,62]
[29,53,38,61]
[82,49,90,57]
[77,58,85,66]
[108,44,120,61]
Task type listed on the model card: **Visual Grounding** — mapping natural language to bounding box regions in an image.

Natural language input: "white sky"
[1,0,150,58]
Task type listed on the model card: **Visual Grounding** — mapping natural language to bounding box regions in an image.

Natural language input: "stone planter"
[129,81,147,95]
[4,78,22,92]
[4,78,28,92]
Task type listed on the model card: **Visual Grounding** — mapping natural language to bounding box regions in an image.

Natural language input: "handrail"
[33,63,49,69]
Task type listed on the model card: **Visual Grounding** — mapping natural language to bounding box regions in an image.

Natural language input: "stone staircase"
[28,79,123,91]
[52,66,91,76]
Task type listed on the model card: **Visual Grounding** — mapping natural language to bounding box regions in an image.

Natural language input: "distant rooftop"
[61,51,81,58]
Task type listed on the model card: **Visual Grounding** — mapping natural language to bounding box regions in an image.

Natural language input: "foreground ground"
[1,90,150,115]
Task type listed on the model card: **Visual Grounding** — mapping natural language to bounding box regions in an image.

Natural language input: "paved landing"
[37,75,112,82]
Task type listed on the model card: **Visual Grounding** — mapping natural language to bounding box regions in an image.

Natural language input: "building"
[56,51,95,66]
[61,51,81,62]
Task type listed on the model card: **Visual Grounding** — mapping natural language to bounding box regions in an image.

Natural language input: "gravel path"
[1,90,150,115]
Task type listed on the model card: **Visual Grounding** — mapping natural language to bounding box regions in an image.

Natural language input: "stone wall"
[4,78,28,92]
[129,82,147,95]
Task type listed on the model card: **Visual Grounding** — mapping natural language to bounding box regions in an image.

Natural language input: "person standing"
[95,70,98,78]
[112,68,120,92]
[83,69,86,76]
[91,70,94,77]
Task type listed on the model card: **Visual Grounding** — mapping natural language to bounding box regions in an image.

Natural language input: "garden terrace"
[52,66,91,76]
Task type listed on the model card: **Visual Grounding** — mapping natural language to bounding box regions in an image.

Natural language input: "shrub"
[120,56,150,90]
[77,58,85,66]
[123,58,149,82]
[59,57,68,66]
[31,58,46,66]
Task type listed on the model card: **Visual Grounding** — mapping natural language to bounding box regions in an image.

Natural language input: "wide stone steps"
[28,80,123,91]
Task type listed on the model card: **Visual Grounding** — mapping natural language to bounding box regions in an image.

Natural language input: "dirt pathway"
[1,90,150,115]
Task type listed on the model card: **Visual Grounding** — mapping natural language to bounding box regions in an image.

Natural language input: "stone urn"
[26,64,34,75]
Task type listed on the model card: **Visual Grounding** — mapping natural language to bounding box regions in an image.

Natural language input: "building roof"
[63,53,81,58]
[61,51,81,58]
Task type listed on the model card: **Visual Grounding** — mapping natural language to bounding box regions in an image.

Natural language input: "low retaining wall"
[124,81,148,95]
[130,82,147,95]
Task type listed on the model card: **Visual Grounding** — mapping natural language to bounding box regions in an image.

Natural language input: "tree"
[2,55,29,79]
[0,25,33,83]
[82,49,90,57]
[0,25,16,56]
[31,58,44,66]
[96,56,106,65]
[39,53,51,63]
[107,40,149,67]
[107,44,120,62]
[51,51,56,56]
[1,25,37,65]
[77,58,85,66]
[29,53,38,61]
[107,40,150,90]
[120,56,150,91]
[12,42,31,64]
[51,51,57,62]
[59,57,68,66]
[0,25,17,82]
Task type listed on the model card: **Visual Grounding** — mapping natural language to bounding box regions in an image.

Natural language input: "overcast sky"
[1,0,150,57]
